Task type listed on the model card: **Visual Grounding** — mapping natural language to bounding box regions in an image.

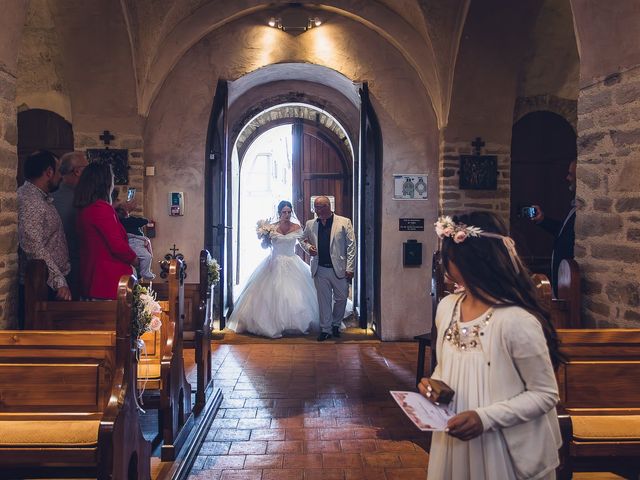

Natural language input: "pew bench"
[556,328,640,479]
[25,258,193,461]
[0,275,150,479]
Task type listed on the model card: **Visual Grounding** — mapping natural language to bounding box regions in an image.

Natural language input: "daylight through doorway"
[237,124,294,292]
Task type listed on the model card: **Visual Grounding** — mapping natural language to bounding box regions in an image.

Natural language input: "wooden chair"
[0,275,150,479]
[414,251,450,385]
[555,329,640,479]
[195,249,214,410]
[24,258,193,461]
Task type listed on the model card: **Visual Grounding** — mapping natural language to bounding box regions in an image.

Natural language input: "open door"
[359,83,382,333]
[205,79,232,328]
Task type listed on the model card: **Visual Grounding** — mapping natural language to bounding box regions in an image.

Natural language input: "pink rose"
[453,231,467,243]
[443,226,454,237]
[150,316,162,331]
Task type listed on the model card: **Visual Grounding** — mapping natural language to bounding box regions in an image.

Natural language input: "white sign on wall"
[393,174,428,200]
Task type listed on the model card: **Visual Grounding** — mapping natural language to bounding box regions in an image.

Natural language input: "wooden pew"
[25,258,193,461]
[556,329,640,479]
[531,259,581,328]
[0,275,150,479]
[150,251,214,410]
[195,250,214,409]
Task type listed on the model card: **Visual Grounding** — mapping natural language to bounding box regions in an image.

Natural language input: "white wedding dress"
[227,229,320,338]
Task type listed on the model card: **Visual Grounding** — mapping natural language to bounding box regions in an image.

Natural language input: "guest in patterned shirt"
[17,150,72,326]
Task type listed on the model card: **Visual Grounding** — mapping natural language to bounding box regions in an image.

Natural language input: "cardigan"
[433,293,562,480]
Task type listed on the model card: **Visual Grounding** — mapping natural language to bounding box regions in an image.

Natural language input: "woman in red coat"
[74,163,138,300]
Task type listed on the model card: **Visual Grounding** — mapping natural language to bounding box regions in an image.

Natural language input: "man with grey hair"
[52,151,89,298]
[303,196,356,341]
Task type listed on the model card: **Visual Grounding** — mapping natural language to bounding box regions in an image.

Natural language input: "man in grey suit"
[303,196,356,341]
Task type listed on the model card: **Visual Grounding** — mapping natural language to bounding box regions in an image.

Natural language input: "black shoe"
[332,326,341,338]
[317,332,332,342]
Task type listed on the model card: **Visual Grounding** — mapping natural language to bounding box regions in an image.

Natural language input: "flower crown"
[434,216,483,244]
[434,215,523,273]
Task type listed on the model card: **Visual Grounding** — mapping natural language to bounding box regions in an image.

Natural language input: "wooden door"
[17,109,74,186]
[292,121,352,226]
[510,111,576,275]
[205,80,231,328]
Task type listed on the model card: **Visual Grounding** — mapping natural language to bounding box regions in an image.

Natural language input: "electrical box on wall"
[403,239,422,267]
[169,192,184,216]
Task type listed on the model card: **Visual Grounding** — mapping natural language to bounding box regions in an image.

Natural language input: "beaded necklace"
[444,295,494,351]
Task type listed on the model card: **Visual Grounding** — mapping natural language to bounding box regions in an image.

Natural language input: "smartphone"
[521,206,536,219]
[127,187,136,202]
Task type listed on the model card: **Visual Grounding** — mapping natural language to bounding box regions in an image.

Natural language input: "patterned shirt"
[18,181,70,290]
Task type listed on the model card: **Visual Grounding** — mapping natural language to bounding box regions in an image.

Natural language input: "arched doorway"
[510,111,576,274]
[234,107,353,294]
[17,109,74,185]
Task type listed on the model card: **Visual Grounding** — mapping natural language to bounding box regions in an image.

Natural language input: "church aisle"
[187,342,430,480]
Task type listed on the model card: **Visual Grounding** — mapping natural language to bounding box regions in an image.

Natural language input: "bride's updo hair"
[277,200,293,216]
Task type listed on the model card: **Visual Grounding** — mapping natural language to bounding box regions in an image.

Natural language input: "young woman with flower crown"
[420,212,562,480]
[226,200,320,338]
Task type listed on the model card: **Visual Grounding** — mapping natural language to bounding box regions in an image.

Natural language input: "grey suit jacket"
[303,214,356,278]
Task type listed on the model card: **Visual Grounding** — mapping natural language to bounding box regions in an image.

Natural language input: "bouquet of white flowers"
[256,219,277,248]
[132,284,163,339]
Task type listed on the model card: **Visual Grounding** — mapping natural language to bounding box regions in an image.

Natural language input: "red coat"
[77,200,137,299]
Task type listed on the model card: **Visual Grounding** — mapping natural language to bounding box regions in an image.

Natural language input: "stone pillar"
[438,139,511,225]
[0,1,28,328]
[575,68,640,327]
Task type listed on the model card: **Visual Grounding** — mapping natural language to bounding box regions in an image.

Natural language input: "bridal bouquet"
[256,219,277,248]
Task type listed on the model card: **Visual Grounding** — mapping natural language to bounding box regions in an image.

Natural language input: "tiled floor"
[188,342,429,480]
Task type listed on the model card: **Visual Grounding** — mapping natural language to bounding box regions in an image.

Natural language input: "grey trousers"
[314,266,349,334]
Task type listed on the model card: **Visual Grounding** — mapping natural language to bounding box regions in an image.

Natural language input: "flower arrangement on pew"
[207,257,220,289]
[256,219,277,248]
[132,283,162,341]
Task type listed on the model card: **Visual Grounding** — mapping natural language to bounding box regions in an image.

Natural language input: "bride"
[226,200,320,338]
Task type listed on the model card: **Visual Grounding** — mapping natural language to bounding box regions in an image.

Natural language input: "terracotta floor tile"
[188,470,223,480]
[203,455,246,470]
[361,453,402,468]
[243,453,284,469]
[398,452,429,468]
[283,453,324,469]
[250,428,286,441]
[343,469,386,480]
[214,429,252,442]
[374,440,417,453]
[236,418,272,430]
[267,440,304,454]
[219,470,262,480]
[285,428,319,441]
[262,468,304,480]
[339,439,377,453]
[303,468,345,480]
[322,453,364,469]
[228,441,268,455]
[304,440,342,453]
[384,467,428,480]
[199,442,231,455]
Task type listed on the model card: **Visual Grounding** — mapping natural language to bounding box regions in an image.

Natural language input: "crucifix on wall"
[459,137,498,190]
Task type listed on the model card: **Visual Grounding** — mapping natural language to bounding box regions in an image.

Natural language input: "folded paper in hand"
[390,390,455,431]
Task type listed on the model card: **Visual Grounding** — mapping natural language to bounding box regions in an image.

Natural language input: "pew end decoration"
[207,257,220,289]
[132,284,162,339]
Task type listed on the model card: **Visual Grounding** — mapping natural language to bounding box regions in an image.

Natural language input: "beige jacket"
[303,214,356,278]
[433,293,562,480]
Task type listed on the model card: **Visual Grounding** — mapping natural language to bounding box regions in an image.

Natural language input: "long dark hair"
[441,211,561,369]
[73,162,114,209]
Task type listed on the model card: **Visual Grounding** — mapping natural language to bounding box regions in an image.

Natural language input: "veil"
[272,200,301,226]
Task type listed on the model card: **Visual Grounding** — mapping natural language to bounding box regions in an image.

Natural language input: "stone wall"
[438,140,511,225]
[575,66,640,328]
[75,131,145,218]
[0,68,19,328]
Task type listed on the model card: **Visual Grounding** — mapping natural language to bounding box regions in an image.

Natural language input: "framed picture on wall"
[86,148,129,185]
[459,155,497,190]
